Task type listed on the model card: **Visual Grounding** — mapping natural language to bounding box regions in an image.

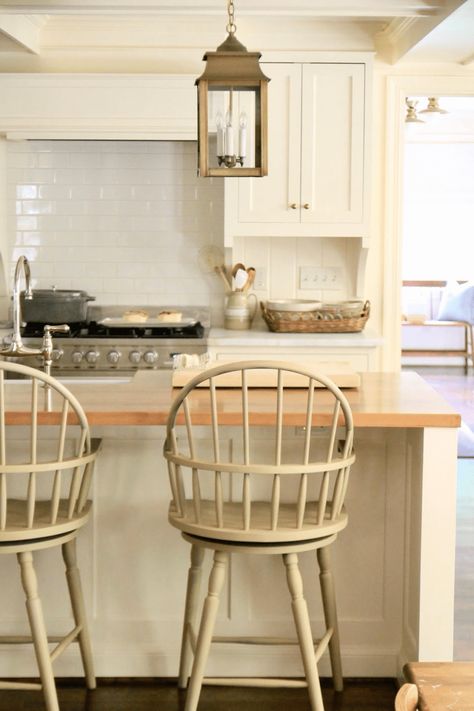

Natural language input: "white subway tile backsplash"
[17,185,38,199]
[6,140,224,315]
[36,215,71,231]
[69,185,103,200]
[16,216,39,231]
[38,153,70,169]
[39,185,72,200]
[54,168,86,184]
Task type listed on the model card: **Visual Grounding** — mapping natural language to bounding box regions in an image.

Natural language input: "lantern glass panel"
[207,86,258,171]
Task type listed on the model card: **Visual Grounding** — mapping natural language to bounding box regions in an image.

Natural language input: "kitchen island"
[0,370,460,681]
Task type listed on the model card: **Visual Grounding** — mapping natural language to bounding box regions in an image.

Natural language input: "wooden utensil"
[244,267,256,291]
[214,265,232,292]
[234,268,249,291]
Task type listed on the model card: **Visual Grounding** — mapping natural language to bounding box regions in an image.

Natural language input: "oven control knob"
[107,350,121,365]
[129,351,142,365]
[71,351,83,365]
[143,350,158,365]
[51,349,63,362]
[85,350,100,365]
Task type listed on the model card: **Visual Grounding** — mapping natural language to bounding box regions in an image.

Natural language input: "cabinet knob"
[289,203,297,210]
[303,203,310,210]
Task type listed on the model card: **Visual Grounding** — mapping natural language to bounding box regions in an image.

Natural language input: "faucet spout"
[0,255,42,358]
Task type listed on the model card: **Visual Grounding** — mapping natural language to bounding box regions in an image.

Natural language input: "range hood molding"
[0,73,197,140]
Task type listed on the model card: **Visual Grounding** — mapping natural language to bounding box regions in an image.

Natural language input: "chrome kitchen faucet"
[0,255,70,410]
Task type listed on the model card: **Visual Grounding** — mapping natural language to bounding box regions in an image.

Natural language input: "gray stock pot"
[20,288,96,324]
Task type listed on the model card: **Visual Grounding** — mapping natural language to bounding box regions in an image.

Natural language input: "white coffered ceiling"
[0,0,473,66]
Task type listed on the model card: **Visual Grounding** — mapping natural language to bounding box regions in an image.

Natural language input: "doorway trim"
[383,72,474,371]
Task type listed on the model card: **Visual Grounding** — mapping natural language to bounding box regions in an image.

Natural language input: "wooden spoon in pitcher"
[243,267,256,291]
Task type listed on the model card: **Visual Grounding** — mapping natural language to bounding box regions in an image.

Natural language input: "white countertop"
[207,325,383,348]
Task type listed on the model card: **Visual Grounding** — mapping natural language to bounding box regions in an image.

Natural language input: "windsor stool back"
[0,360,101,711]
[164,360,355,711]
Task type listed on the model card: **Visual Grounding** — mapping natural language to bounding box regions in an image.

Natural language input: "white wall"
[5,139,225,318]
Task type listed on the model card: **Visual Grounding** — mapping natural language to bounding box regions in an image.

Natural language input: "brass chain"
[226,0,237,34]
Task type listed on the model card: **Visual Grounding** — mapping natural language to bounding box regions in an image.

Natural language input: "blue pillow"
[437,281,474,323]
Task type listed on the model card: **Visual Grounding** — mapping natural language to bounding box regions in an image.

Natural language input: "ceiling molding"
[374,0,468,63]
[38,15,378,53]
[0,0,469,65]
[0,14,44,53]
[0,0,445,18]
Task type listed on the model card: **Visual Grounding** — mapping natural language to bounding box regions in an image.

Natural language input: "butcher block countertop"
[2,370,461,428]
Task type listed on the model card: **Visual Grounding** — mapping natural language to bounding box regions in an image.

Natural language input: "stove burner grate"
[21,322,85,338]
[86,321,205,339]
[21,320,205,340]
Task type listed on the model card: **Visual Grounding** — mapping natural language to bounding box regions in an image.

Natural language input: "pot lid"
[21,288,95,301]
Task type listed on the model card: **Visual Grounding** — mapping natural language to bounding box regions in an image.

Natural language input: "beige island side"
[0,370,460,682]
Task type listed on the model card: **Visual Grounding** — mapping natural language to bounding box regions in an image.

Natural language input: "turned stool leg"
[185,550,228,711]
[317,546,343,691]
[17,551,60,711]
[284,552,324,711]
[62,538,96,689]
[178,544,205,689]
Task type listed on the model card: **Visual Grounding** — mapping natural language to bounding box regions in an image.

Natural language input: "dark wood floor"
[0,678,399,711]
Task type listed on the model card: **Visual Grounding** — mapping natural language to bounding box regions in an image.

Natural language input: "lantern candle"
[216,112,225,156]
[225,111,234,156]
[239,112,247,158]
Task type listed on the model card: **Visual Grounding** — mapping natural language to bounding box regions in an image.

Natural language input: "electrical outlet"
[299,266,343,290]
[253,266,267,290]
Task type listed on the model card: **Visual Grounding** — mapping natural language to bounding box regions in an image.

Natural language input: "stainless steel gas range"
[1,306,209,377]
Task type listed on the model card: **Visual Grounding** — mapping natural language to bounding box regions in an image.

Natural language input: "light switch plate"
[299,266,343,290]
[253,267,267,290]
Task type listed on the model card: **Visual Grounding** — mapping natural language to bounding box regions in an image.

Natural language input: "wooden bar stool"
[164,360,355,711]
[0,361,101,711]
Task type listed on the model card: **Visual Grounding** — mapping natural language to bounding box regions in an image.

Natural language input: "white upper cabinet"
[224,60,370,243]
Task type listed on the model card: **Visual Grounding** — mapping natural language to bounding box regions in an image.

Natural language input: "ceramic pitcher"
[224,291,258,330]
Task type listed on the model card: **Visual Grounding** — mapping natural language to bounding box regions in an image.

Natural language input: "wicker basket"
[261,300,370,333]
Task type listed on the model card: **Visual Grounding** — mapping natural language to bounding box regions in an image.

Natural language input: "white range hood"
[0,73,197,140]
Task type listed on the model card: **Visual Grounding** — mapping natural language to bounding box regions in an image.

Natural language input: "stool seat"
[170,499,348,543]
[0,499,91,542]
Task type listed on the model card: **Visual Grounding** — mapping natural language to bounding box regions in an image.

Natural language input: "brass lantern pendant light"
[195,0,270,177]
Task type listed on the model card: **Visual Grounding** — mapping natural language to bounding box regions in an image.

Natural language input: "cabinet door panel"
[236,63,301,224]
[301,64,365,225]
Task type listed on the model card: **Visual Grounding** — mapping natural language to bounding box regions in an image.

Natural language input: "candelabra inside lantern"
[215,91,247,168]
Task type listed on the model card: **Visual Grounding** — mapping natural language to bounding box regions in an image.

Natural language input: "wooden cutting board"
[172,362,361,389]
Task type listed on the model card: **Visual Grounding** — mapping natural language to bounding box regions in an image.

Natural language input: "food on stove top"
[157,310,182,323]
[122,309,149,322]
